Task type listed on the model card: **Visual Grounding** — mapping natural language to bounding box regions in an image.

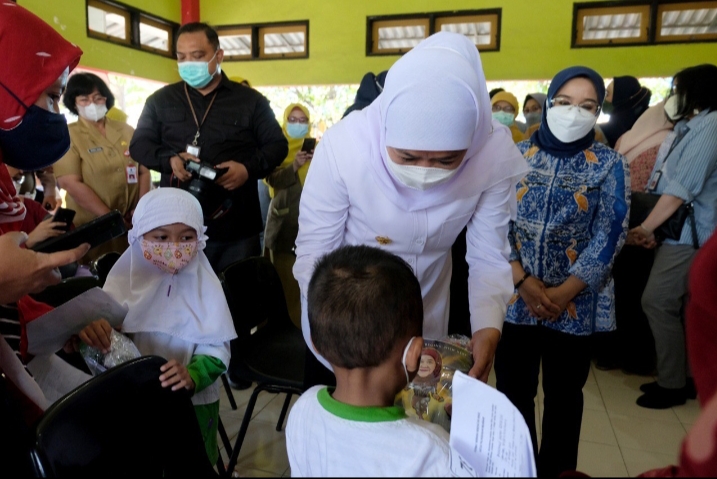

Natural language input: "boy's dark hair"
[177,22,220,51]
[62,72,115,116]
[308,245,423,369]
[671,64,717,118]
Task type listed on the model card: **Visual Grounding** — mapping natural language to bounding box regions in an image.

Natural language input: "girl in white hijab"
[78,187,236,465]
[294,32,528,384]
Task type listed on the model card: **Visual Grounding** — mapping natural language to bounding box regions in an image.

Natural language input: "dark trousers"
[495,322,592,478]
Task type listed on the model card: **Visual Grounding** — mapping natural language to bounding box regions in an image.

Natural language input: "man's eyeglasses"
[550,96,600,116]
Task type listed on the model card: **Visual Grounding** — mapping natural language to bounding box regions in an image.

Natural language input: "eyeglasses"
[287,116,309,124]
[523,106,542,114]
[550,96,600,116]
[492,104,516,114]
[76,95,107,106]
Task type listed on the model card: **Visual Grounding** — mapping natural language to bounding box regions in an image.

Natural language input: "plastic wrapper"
[80,329,141,376]
[395,334,473,432]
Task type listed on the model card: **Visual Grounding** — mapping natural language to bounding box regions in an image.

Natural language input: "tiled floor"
[217,363,698,477]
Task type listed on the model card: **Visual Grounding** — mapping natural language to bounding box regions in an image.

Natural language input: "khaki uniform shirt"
[54,117,140,227]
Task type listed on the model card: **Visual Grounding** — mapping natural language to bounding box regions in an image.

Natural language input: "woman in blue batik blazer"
[494,66,630,478]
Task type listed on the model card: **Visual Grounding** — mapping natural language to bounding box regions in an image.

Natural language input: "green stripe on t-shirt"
[317,387,407,423]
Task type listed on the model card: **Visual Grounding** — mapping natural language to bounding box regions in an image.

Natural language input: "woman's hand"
[628,226,657,249]
[544,276,588,321]
[517,276,561,319]
[293,150,313,172]
[78,319,113,353]
[25,217,66,248]
[159,359,195,392]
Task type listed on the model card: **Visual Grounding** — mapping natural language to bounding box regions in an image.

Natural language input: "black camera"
[184,160,232,221]
[185,160,227,181]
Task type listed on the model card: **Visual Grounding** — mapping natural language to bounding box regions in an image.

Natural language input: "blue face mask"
[178,52,221,89]
[0,81,71,170]
[286,123,309,139]
[492,111,515,128]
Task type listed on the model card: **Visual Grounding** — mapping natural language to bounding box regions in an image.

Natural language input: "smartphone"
[31,210,127,254]
[52,208,76,232]
[301,138,316,153]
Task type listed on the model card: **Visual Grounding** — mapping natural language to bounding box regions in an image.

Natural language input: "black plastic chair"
[218,257,306,477]
[90,251,122,286]
[30,356,217,478]
[29,276,101,308]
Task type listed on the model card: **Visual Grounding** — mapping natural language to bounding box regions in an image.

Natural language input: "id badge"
[647,171,662,192]
[126,165,138,184]
[186,144,201,157]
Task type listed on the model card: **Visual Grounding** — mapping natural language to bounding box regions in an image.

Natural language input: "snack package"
[79,329,141,376]
[395,334,473,432]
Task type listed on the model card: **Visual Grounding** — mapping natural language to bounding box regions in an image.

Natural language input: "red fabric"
[16,295,53,362]
[0,1,82,222]
[0,162,24,227]
[19,198,50,232]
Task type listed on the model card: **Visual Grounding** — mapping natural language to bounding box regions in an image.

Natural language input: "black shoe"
[595,358,621,371]
[227,376,253,390]
[636,386,687,409]
[640,381,658,393]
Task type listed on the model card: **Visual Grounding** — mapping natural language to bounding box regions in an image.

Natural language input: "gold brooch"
[375,236,392,245]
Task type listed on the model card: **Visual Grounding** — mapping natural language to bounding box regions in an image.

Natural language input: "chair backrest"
[91,251,121,286]
[32,356,216,478]
[30,276,101,308]
[221,257,293,342]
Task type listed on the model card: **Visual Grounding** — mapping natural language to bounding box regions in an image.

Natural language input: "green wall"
[203,0,717,85]
[19,0,181,83]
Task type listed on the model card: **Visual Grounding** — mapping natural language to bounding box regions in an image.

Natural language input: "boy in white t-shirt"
[286,245,452,477]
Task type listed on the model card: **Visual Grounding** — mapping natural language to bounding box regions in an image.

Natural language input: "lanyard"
[184,83,219,146]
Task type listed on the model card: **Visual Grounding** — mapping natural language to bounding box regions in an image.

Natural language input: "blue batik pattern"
[507,140,630,336]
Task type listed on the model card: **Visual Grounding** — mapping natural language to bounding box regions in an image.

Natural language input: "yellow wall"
[19,0,181,83]
[203,0,717,85]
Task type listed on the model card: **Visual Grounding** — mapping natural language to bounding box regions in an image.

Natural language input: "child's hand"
[159,359,195,392]
[25,217,66,248]
[79,319,113,353]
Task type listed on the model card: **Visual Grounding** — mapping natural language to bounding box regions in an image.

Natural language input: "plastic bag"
[395,334,473,432]
[79,329,141,376]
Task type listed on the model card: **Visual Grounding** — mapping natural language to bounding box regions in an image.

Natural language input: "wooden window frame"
[370,17,431,55]
[434,12,501,51]
[85,0,179,58]
[573,2,651,47]
[138,15,174,55]
[87,0,132,46]
[656,1,717,43]
[216,21,310,62]
[259,24,308,59]
[366,9,502,57]
[217,26,253,61]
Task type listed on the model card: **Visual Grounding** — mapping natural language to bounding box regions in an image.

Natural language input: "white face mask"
[402,336,416,385]
[385,150,460,191]
[78,103,108,122]
[546,105,598,144]
[664,95,684,121]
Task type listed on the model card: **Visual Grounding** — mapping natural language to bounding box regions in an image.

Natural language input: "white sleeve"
[466,177,516,334]
[293,134,350,367]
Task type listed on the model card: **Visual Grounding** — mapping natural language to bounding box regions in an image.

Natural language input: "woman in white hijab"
[293,32,528,383]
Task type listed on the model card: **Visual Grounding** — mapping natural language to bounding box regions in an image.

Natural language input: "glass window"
[435,13,500,51]
[574,4,651,46]
[258,24,308,59]
[87,0,131,44]
[219,28,253,60]
[370,18,430,54]
[657,1,717,42]
[139,16,172,53]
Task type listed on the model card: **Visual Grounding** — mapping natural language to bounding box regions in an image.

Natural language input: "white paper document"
[449,371,537,477]
[26,354,92,404]
[26,287,127,356]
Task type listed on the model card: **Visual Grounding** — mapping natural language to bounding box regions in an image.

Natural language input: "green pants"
[194,401,220,465]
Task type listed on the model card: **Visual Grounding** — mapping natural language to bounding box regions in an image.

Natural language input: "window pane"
[377,24,426,50]
[263,31,305,54]
[219,32,252,57]
[140,22,170,52]
[88,5,127,40]
[660,4,717,37]
[439,21,493,45]
[581,12,643,40]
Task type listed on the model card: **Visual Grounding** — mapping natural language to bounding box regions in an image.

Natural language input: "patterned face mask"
[140,240,198,275]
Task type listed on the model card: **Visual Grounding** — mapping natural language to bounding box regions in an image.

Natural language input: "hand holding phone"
[31,210,127,254]
[301,138,316,153]
[52,208,76,232]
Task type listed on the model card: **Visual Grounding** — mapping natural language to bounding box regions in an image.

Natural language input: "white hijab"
[347,31,528,211]
[103,188,236,345]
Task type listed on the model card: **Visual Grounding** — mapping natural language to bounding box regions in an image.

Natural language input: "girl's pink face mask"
[140,240,198,275]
